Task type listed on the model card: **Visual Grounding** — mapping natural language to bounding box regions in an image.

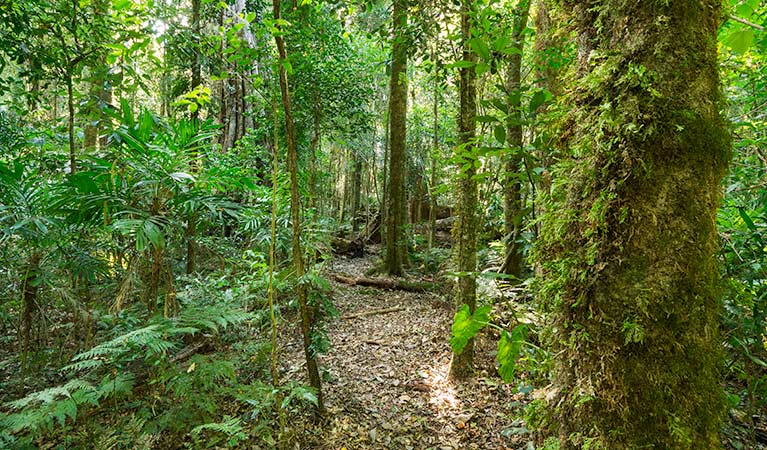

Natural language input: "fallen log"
[331,236,364,257]
[435,216,457,232]
[331,273,437,293]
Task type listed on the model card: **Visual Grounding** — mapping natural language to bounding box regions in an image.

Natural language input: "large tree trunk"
[538,2,729,448]
[272,0,324,415]
[383,0,408,275]
[500,0,531,280]
[429,52,439,250]
[448,0,478,381]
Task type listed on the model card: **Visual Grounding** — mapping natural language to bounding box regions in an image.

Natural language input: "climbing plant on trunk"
[449,0,478,381]
[536,1,729,448]
[500,0,531,279]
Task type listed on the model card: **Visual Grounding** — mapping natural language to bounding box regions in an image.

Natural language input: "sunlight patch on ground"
[422,363,462,415]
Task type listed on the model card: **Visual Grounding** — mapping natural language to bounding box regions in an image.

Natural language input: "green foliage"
[191,416,247,449]
[449,304,491,354]
[2,303,252,444]
[497,325,528,383]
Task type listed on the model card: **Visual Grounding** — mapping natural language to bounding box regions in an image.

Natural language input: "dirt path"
[282,254,528,450]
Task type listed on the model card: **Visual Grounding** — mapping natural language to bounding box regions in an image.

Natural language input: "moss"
[534,1,729,448]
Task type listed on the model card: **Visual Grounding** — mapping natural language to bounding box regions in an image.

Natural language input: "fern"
[191,416,247,449]
[3,379,100,434]
[63,324,165,373]
[176,306,252,333]
[5,304,252,445]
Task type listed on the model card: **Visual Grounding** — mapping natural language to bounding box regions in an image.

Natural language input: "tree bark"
[272,0,324,415]
[310,94,321,211]
[66,72,76,174]
[350,153,363,233]
[20,251,41,377]
[539,2,729,448]
[383,0,409,275]
[429,52,439,250]
[500,0,531,280]
[184,0,202,275]
[449,0,478,381]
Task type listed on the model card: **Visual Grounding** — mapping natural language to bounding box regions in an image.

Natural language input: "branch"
[730,15,764,31]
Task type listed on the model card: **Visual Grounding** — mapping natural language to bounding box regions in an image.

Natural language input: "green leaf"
[449,60,476,69]
[476,115,499,124]
[724,29,755,54]
[469,38,490,61]
[113,0,131,10]
[737,207,757,231]
[497,325,527,383]
[529,89,553,113]
[282,59,293,75]
[449,304,491,354]
[494,125,506,145]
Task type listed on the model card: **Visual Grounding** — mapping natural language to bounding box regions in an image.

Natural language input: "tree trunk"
[500,0,531,280]
[310,95,321,211]
[272,0,325,416]
[191,0,201,122]
[98,77,111,149]
[20,251,41,377]
[383,0,409,275]
[381,111,390,246]
[83,78,99,151]
[350,154,363,233]
[429,54,439,250]
[539,2,729,448]
[186,0,202,274]
[66,72,76,174]
[448,0,478,381]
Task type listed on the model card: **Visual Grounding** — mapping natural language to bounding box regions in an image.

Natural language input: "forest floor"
[280,250,530,450]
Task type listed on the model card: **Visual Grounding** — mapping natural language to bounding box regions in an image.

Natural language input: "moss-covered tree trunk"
[383,0,408,275]
[537,1,729,448]
[448,0,478,381]
[500,0,531,280]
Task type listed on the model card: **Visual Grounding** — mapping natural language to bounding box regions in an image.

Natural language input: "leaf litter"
[280,251,531,449]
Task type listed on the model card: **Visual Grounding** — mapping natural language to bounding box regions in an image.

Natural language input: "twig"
[730,15,764,31]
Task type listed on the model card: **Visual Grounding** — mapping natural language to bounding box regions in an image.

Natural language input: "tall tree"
[500,0,531,279]
[428,50,440,250]
[449,0,478,380]
[272,0,325,415]
[383,0,409,275]
[186,0,202,275]
[537,1,729,448]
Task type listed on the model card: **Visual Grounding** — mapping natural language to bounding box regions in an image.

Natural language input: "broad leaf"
[449,304,492,354]
[497,325,528,383]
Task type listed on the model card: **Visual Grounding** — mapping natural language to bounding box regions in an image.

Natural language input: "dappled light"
[0,0,765,449]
